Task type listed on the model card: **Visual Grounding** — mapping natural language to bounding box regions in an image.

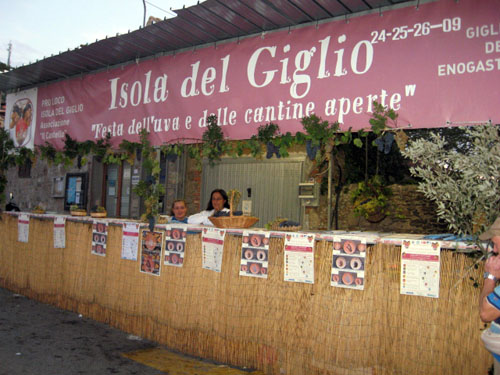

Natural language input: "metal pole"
[327,151,332,230]
[7,41,12,67]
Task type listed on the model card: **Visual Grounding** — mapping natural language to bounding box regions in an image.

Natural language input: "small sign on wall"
[52,176,65,197]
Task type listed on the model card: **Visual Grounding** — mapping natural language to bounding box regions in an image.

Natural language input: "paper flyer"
[53,217,66,248]
[139,230,164,276]
[121,222,140,261]
[331,237,367,290]
[400,240,441,298]
[201,227,226,272]
[240,230,270,278]
[164,224,187,267]
[284,232,315,284]
[17,214,29,243]
[91,220,108,257]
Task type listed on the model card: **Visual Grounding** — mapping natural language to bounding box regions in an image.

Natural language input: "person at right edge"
[479,217,500,375]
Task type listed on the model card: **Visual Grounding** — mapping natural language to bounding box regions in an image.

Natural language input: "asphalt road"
[0,287,163,375]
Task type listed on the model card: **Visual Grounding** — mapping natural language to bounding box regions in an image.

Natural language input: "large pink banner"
[33,0,500,147]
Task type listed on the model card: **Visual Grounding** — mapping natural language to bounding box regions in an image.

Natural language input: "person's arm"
[479,255,500,322]
[187,210,214,225]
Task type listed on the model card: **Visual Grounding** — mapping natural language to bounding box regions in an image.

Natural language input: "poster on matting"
[121,222,140,261]
[201,227,225,272]
[53,217,66,248]
[284,233,315,284]
[18,214,29,243]
[164,224,187,267]
[331,237,367,290]
[91,220,108,257]
[400,240,441,298]
[139,230,164,276]
[240,230,270,278]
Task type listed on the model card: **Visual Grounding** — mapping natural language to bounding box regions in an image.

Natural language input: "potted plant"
[32,205,46,214]
[90,206,107,218]
[351,175,392,223]
[70,204,87,216]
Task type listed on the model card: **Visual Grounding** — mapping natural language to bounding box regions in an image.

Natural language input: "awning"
[0,0,420,92]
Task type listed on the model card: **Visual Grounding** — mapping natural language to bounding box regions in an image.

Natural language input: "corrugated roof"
[0,0,418,92]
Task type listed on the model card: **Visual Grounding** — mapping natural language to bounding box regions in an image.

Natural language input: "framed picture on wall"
[52,176,65,197]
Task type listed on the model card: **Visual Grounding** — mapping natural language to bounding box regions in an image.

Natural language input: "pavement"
[0,287,263,375]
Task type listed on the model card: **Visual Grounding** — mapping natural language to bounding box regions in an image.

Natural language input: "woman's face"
[172,201,187,220]
[211,192,226,211]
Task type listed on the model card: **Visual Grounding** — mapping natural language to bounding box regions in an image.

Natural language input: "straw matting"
[0,213,491,374]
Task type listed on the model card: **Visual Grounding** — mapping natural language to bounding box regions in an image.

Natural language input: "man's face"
[491,236,500,253]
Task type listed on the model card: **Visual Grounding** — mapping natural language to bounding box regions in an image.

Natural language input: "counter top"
[5,211,480,251]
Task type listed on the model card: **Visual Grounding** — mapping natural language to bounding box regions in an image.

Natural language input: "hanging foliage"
[0,128,17,207]
[132,129,165,229]
[200,115,231,165]
[299,114,339,162]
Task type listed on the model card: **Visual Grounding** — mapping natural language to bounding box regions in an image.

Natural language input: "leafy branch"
[402,123,500,244]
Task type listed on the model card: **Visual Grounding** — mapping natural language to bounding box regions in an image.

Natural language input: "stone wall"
[5,159,87,213]
[306,183,447,234]
[5,153,199,217]
[183,157,202,215]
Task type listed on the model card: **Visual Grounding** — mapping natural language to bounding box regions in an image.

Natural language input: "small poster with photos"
[164,224,187,267]
[240,230,270,278]
[201,227,226,272]
[331,237,367,290]
[139,230,164,276]
[284,232,315,284]
[91,220,108,256]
